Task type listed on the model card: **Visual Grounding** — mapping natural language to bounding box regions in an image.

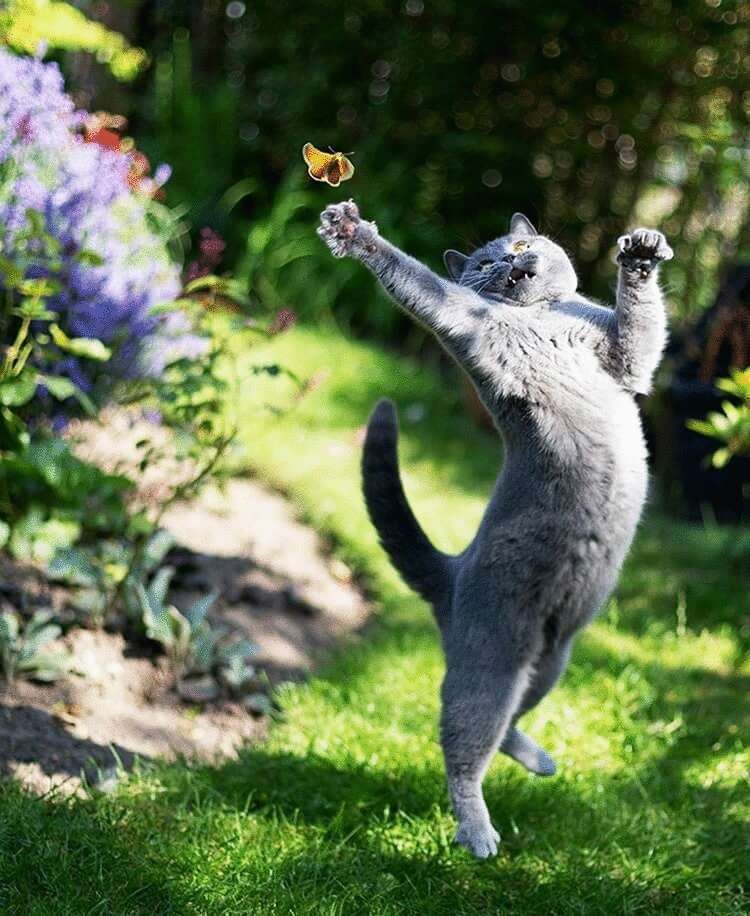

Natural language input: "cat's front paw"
[616,228,673,277]
[317,200,378,258]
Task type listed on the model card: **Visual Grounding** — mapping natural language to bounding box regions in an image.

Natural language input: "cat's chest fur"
[463,299,649,634]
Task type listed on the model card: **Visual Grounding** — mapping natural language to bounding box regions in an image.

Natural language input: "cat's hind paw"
[500,726,557,776]
[616,228,673,277]
[317,200,377,258]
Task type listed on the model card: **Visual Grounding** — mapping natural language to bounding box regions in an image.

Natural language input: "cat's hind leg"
[500,727,557,776]
[498,637,573,776]
[440,661,533,859]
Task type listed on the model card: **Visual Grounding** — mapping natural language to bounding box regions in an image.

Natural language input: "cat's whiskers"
[464,272,497,292]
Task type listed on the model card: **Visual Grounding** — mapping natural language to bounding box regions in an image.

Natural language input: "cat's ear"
[509,212,537,237]
[443,249,469,280]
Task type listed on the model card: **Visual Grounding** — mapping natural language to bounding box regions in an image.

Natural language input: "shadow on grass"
[0,780,194,915]
[0,594,746,914]
[156,610,748,905]
[227,795,747,915]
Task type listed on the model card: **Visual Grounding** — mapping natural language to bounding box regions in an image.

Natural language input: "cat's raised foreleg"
[317,200,480,348]
[440,660,533,858]
[614,228,672,395]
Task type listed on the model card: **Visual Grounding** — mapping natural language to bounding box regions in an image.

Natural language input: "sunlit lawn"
[1,324,748,914]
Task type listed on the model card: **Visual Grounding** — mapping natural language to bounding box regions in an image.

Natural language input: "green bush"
[688,368,750,468]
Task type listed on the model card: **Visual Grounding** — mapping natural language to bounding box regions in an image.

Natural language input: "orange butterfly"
[302,142,355,187]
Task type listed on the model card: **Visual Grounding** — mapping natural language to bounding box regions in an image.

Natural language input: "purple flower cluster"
[0,48,207,393]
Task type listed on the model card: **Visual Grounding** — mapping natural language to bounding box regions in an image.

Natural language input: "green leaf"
[47,548,100,587]
[0,611,19,645]
[18,278,58,299]
[0,520,9,550]
[189,624,220,674]
[137,582,172,646]
[19,623,62,660]
[711,448,731,469]
[218,638,256,663]
[21,651,71,681]
[12,301,57,321]
[39,374,76,401]
[0,406,27,450]
[75,249,105,267]
[184,590,218,629]
[141,529,176,573]
[29,518,81,565]
[49,325,111,361]
[146,566,175,615]
[184,274,223,294]
[0,257,23,288]
[686,419,720,439]
[8,506,46,560]
[0,371,38,407]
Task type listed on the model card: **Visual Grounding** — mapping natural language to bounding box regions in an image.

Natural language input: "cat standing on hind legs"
[317,200,672,859]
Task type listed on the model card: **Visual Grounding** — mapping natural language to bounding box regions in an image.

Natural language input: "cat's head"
[443,213,577,306]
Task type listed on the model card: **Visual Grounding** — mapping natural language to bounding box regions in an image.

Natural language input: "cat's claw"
[317,200,377,258]
[616,228,673,276]
[454,821,501,859]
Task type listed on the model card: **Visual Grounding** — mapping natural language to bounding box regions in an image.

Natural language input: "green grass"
[1,325,748,914]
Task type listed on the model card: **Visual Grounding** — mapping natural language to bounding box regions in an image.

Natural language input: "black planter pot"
[665,374,750,523]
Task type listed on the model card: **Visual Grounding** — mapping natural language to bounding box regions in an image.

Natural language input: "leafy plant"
[217,640,258,696]
[136,565,256,688]
[687,368,750,468]
[0,48,205,409]
[0,609,70,684]
[0,272,106,440]
[1,436,135,574]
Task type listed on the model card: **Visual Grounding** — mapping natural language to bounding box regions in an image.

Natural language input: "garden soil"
[0,422,370,794]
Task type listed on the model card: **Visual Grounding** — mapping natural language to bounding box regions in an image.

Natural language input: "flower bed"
[0,47,205,402]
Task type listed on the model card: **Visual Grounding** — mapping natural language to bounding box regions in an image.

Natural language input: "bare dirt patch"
[0,474,370,795]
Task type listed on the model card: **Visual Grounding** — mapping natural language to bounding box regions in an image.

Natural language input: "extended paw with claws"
[317,200,378,259]
[616,228,673,278]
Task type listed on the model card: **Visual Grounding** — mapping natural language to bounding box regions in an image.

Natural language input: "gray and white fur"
[317,200,671,859]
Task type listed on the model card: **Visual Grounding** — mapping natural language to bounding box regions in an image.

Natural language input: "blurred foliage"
[0,608,70,684]
[106,0,750,338]
[688,367,750,467]
[0,0,147,80]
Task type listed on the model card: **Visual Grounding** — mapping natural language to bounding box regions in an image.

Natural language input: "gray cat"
[317,200,672,858]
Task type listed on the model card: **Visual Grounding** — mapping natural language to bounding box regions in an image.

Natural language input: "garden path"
[0,477,369,795]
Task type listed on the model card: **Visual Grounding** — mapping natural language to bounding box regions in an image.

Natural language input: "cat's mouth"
[506,267,536,287]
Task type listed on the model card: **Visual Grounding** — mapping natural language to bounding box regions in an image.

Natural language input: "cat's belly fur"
[453,392,648,652]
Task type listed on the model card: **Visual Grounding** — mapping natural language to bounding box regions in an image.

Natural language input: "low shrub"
[688,368,750,468]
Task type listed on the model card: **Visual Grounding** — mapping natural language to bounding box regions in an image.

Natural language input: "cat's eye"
[478,260,493,272]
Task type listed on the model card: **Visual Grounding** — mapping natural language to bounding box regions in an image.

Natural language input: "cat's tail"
[362,399,454,607]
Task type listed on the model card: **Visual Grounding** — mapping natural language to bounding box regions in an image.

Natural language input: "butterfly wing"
[303,142,334,182]
[325,158,342,186]
[337,153,355,182]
